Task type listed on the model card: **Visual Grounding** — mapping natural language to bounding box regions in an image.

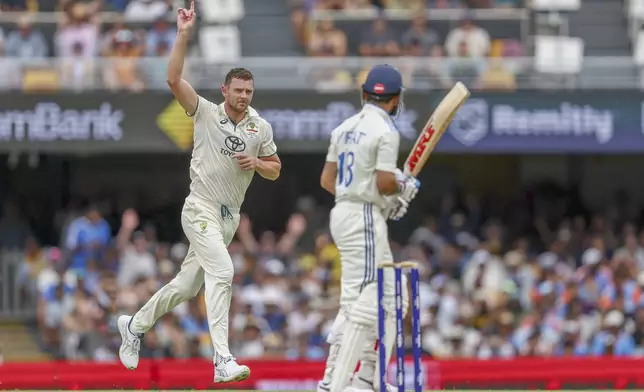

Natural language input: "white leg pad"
[329,322,370,392]
[353,315,397,391]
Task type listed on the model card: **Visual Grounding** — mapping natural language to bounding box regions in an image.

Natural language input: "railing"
[2,56,643,91]
[0,250,35,320]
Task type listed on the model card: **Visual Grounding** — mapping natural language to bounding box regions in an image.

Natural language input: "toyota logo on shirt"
[221,136,246,156]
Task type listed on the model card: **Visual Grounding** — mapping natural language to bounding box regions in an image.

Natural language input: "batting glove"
[385,196,409,221]
[394,169,420,204]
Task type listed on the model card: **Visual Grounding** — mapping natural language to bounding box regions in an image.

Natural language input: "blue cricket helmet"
[361,64,404,97]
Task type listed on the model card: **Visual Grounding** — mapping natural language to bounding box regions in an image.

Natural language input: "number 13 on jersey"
[337,151,354,187]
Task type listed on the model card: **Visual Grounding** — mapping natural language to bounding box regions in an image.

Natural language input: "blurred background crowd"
[0,0,527,91]
[6,180,644,361]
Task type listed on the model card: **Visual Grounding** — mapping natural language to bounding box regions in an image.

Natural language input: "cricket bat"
[403,82,471,176]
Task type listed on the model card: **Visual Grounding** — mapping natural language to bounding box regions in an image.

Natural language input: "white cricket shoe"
[214,356,251,383]
[118,315,142,370]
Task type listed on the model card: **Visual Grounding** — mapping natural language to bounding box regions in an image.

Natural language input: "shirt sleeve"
[325,131,337,163]
[259,122,278,157]
[186,95,217,122]
[375,130,400,173]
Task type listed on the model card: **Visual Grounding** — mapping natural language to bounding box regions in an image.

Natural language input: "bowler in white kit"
[116,0,281,383]
[318,65,420,392]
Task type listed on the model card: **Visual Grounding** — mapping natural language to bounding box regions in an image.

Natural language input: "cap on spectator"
[582,248,603,266]
[361,64,403,97]
[604,310,624,328]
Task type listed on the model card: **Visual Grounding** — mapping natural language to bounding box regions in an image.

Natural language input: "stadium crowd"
[0,0,525,91]
[5,182,644,361]
[292,0,524,90]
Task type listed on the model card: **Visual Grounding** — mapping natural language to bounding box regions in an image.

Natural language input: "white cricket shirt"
[325,103,400,210]
[186,96,277,209]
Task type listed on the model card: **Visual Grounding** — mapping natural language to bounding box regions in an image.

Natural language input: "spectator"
[141,40,170,89]
[145,17,176,56]
[285,333,325,360]
[289,0,315,46]
[42,282,74,355]
[358,15,400,57]
[5,15,48,58]
[115,209,157,287]
[591,310,636,356]
[401,15,440,56]
[60,42,97,90]
[238,322,265,358]
[64,204,111,275]
[102,29,145,91]
[479,58,516,91]
[124,0,171,22]
[444,15,491,58]
[55,2,99,58]
[443,40,485,87]
[307,19,347,57]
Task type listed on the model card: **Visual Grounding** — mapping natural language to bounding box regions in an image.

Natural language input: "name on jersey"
[340,130,366,145]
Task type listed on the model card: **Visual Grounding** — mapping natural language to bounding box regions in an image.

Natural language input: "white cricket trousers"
[131,198,240,357]
[329,201,396,308]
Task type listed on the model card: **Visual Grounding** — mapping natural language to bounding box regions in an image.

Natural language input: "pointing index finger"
[189,0,194,11]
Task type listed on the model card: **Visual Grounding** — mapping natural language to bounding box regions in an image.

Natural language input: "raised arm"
[167,0,199,116]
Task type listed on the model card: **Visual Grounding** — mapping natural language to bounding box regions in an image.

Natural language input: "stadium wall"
[1,358,643,390]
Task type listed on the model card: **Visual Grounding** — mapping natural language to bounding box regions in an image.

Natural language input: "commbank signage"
[0,91,642,153]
